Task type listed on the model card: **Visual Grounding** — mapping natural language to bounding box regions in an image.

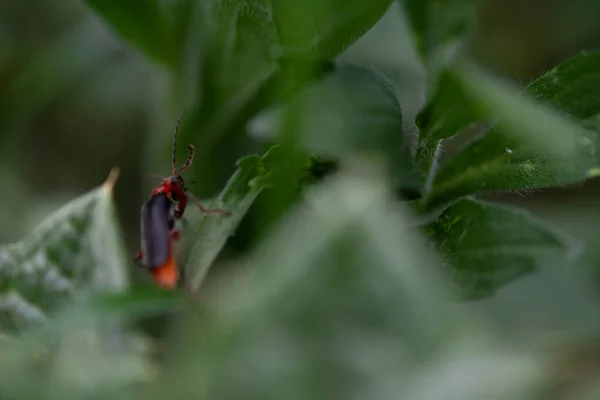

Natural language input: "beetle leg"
[188,193,231,216]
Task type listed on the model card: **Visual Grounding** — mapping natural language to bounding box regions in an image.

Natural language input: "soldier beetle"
[134,112,230,289]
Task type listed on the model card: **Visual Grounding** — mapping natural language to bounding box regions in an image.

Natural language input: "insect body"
[135,193,180,289]
[134,112,231,289]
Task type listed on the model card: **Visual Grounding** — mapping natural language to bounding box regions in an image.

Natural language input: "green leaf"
[154,164,476,400]
[171,0,395,194]
[250,64,422,195]
[189,0,279,110]
[414,69,485,181]
[168,0,281,195]
[398,345,546,399]
[0,289,177,397]
[401,0,483,74]
[422,63,599,210]
[424,198,581,300]
[0,169,128,330]
[0,170,159,394]
[273,0,394,59]
[526,50,600,119]
[84,0,175,65]
[415,50,600,179]
[184,146,281,289]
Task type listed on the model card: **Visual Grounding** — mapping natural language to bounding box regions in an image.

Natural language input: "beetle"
[134,192,180,288]
[134,112,231,289]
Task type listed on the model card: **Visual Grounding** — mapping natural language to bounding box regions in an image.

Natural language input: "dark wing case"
[140,193,174,268]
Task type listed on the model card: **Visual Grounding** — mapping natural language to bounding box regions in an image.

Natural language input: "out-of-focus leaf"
[424,198,581,300]
[249,64,422,196]
[423,64,599,210]
[273,0,393,59]
[151,163,478,400]
[0,170,159,395]
[0,19,121,139]
[184,146,281,289]
[168,0,281,196]
[0,168,127,329]
[0,288,181,398]
[84,0,175,65]
[186,0,279,111]
[400,0,482,74]
[171,0,394,196]
[414,69,485,181]
[399,345,546,400]
[403,0,484,183]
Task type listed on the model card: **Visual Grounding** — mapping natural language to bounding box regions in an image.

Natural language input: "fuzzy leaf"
[423,61,600,210]
[424,198,581,299]
[401,0,483,73]
[0,169,127,330]
[184,146,281,289]
[527,50,600,119]
[0,170,157,393]
[414,69,485,179]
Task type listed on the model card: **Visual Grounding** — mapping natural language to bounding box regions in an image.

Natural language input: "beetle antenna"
[179,144,195,173]
[172,110,185,175]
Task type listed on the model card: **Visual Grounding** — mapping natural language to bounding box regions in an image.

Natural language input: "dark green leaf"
[273,0,393,59]
[527,50,600,119]
[415,45,600,182]
[401,0,482,74]
[170,0,280,196]
[84,0,175,65]
[424,198,581,300]
[414,69,485,180]
[423,63,598,210]
[171,0,395,195]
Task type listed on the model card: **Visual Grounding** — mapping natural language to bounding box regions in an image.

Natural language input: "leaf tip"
[103,167,121,194]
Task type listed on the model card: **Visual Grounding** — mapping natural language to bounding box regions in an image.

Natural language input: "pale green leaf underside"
[184,146,280,289]
[0,171,155,391]
[0,171,127,330]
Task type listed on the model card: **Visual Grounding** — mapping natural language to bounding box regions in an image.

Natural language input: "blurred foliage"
[4,0,600,399]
